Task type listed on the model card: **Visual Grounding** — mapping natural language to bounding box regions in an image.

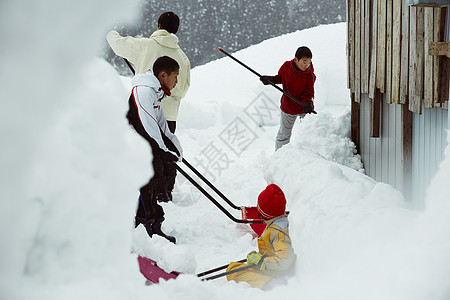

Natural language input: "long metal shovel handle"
[175,165,262,224]
[124,58,135,75]
[196,258,246,278]
[218,47,317,114]
[201,263,258,281]
[182,158,240,210]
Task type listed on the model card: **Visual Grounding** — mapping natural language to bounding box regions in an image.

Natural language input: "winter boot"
[152,218,176,244]
[135,216,147,228]
[143,219,155,238]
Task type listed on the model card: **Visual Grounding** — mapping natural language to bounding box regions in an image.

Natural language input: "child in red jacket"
[260,46,316,150]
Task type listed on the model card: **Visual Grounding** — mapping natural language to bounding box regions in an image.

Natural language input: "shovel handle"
[201,263,258,281]
[196,258,246,278]
[218,47,317,114]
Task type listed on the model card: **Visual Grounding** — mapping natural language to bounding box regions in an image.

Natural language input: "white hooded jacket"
[107,29,190,121]
[131,71,183,161]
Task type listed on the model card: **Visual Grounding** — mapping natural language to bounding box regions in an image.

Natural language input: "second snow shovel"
[217,47,317,114]
[201,263,258,281]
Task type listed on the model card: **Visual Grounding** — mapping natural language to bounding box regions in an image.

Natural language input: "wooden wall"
[347,0,449,117]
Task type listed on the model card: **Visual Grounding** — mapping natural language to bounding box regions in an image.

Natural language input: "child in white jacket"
[127,56,183,243]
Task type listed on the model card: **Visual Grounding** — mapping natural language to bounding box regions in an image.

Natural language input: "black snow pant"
[126,94,179,224]
[167,120,176,134]
[135,140,177,221]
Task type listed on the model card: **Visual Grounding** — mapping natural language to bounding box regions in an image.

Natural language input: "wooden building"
[347,0,449,207]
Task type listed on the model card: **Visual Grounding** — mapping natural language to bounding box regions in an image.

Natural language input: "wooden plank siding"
[400,0,410,104]
[392,0,402,104]
[348,1,448,114]
[424,7,434,108]
[348,0,355,92]
[356,0,362,102]
[369,0,378,99]
[386,0,393,104]
[409,7,419,113]
[377,0,387,93]
[436,8,449,105]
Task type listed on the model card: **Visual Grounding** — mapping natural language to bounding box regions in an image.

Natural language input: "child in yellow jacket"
[226,184,296,289]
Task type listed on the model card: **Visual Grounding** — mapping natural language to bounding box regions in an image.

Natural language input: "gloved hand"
[246,251,266,270]
[304,101,314,114]
[260,75,276,85]
[160,151,178,162]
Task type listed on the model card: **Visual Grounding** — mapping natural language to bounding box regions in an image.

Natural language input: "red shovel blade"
[241,206,265,237]
[137,255,180,284]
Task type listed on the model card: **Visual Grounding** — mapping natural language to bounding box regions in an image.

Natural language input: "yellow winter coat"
[106,29,191,121]
[226,214,296,289]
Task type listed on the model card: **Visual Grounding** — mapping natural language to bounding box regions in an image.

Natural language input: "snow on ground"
[1,2,450,300]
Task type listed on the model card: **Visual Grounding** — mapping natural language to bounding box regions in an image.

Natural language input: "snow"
[1,2,450,300]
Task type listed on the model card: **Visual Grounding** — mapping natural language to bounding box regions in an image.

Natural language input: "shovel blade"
[241,206,265,237]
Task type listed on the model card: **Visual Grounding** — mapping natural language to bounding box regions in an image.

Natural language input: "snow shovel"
[175,162,264,230]
[137,256,180,284]
[138,256,250,284]
[180,158,266,235]
[122,58,265,235]
[217,47,317,114]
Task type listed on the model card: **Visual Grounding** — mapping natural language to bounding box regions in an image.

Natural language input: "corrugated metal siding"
[360,95,448,205]
[359,94,405,193]
[412,106,449,208]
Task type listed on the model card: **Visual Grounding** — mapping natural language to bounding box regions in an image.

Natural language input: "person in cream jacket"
[107,11,190,133]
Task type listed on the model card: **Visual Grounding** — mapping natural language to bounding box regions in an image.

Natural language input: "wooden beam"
[351,93,361,154]
[377,0,387,93]
[348,0,355,92]
[386,0,393,104]
[369,0,378,99]
[438,57,449,105]
[392,0,402,104]
[409,6,424,114]
[435,8,449,105]
[356,0,362,102]
[400,0,410,104]
[407,0,448,6]
[424,7,434,108]
[362,0,370,94]
[409,3,448,7]
[370,89,381,137]
[429,42,450,57]
[402,101,413,201]
[409,6,417,113]
[415,7,425,111]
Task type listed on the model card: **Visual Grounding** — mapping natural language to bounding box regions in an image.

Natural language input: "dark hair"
[295,46,313,59]
[158,11,180,34]
[153,56,179,77]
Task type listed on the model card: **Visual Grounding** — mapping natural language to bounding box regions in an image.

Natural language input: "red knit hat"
[257,184,286,220]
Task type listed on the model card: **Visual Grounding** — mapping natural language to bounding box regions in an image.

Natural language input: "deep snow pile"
[1,1,450,299]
